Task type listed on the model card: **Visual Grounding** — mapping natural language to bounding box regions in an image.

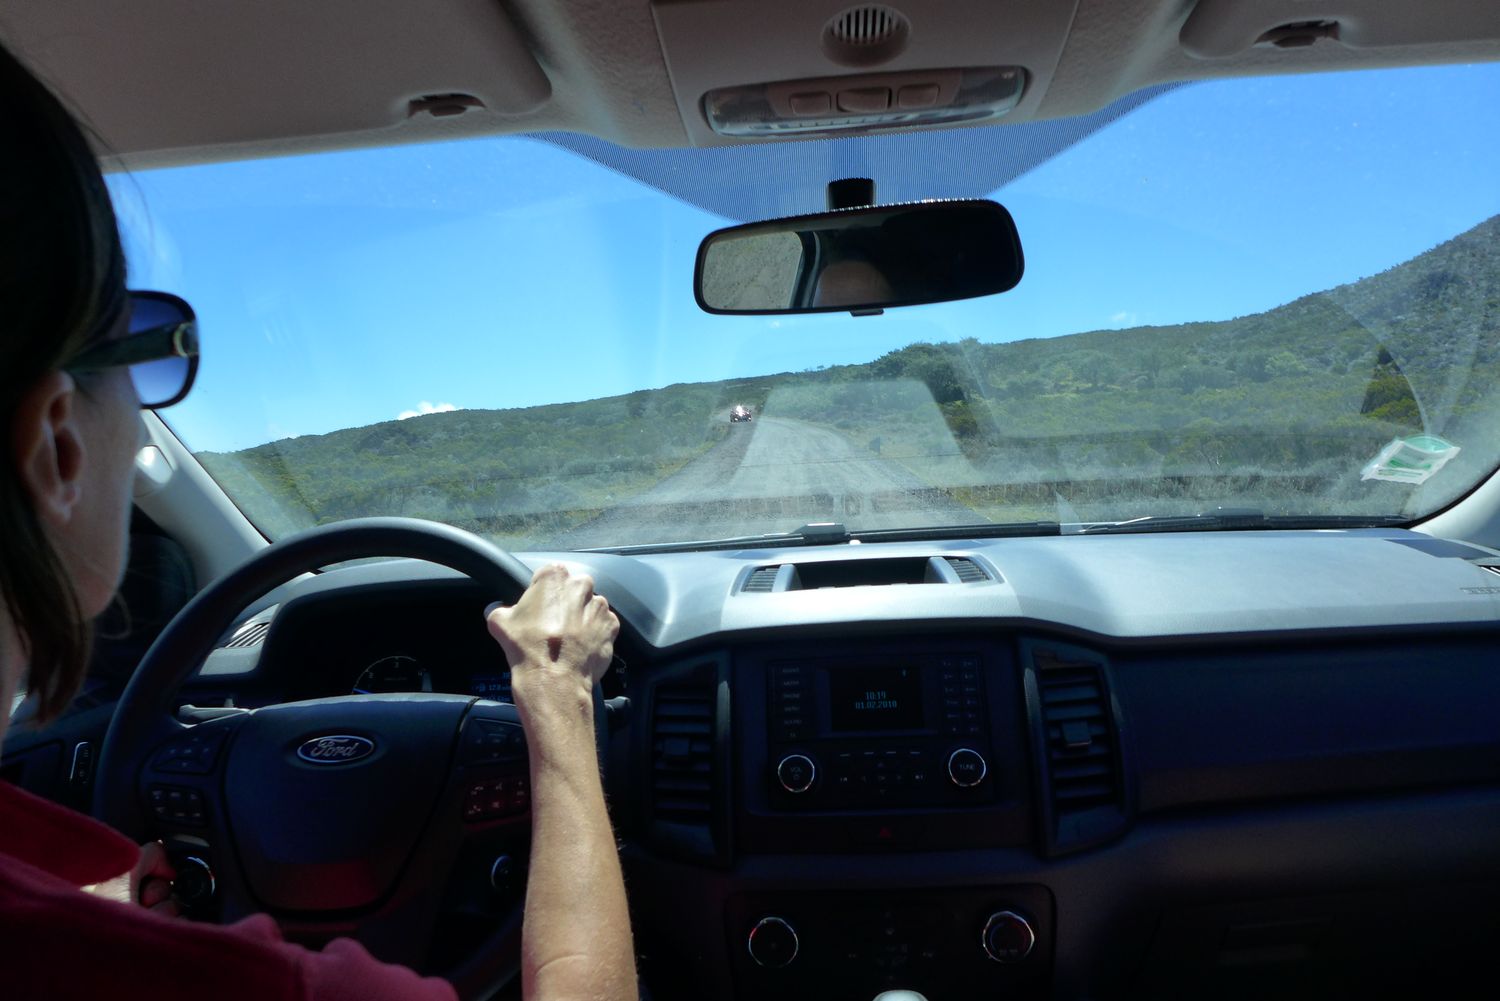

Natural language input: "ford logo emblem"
[297,735,375,765]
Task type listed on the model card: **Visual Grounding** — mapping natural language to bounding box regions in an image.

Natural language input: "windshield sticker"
[1361,435,1461,485]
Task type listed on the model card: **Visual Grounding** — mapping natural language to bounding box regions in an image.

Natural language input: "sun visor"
[16,0,551,160]
[1180,0,1500,59]
[651,0,1082,146]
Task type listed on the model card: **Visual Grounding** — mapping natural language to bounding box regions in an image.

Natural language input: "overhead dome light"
[704,66,1025,139]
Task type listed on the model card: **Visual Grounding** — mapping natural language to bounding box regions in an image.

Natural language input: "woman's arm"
[485,564,636,1001]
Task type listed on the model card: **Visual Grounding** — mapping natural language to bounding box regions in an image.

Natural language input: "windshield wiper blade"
[580,519,1062,555]
[1079,511,1409,535]
[578,525,838,556]
[849,521,1061,543]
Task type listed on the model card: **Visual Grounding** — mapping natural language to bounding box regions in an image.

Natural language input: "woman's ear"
[11,371,85,529]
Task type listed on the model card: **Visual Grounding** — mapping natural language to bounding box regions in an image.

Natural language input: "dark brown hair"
[0,40,128,720]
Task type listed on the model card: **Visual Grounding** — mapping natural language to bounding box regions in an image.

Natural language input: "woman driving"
[0,39,635,1001]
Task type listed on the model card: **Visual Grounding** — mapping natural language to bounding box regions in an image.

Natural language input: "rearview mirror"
[694,199,1023,315]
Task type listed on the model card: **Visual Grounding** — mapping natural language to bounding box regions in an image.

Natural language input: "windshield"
[113,63,1500,550]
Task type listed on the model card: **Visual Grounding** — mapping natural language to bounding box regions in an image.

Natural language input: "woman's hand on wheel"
[484,563,618,730]
[83,840,178,916]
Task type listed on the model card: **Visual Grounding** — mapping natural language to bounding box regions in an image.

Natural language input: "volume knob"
[776,753,816,794]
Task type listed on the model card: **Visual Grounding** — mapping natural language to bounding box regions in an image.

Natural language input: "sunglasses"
[67,291,200,409]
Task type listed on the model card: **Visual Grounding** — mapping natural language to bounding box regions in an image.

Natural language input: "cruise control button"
[148,784,208,827]
[461,719,527,766]
[150,730,225,775]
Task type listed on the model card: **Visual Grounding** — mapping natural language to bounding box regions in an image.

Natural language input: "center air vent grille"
[743,566,782,593]
[225,621,271,649]
[1479,564,1500,577]
[1040,665,1115,809]
[650,686,716,822]
[1029,644,1130,855]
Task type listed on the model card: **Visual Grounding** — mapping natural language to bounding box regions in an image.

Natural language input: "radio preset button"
[776,753,816,794]
[948,747,988,787]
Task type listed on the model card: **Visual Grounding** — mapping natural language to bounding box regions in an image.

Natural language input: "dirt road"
[559,417,978,548]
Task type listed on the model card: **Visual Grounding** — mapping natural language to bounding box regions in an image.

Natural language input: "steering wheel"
[96,517,598,1000]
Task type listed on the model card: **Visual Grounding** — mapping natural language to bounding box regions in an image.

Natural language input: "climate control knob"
[982,910,1035,963]
[776,753,816,794]
[747,916,800,968]
[947,747,988,787]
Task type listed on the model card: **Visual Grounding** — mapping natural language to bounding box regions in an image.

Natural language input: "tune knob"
[776,753,816,794]
[747,916,800,968]
[982,910,1036,963]
[947,747,988,787]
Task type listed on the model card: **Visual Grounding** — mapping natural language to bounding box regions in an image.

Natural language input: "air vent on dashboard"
[944,556,991,582]
[743,566,782,593]
[225,621,271,649]
[1479,564,1500,577]
[1027,643,1131,856]
[651,686,716,822]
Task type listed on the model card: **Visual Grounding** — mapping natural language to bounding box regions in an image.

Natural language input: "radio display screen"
[828,666,924,731]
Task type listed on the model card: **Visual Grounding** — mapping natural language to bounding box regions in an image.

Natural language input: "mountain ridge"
[200,211,1500,541]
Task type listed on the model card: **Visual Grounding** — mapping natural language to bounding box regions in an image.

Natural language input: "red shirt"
[0,780,458,1001]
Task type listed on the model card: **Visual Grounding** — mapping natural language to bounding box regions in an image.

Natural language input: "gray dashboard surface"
[236,529,1500,651]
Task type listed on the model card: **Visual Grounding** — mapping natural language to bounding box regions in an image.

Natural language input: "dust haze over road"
[560,416,980,549]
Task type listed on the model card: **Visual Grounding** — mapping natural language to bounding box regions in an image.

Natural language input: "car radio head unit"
[767,654,992,809]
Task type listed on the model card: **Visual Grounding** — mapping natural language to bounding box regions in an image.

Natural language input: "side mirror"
[694,199,1023,316]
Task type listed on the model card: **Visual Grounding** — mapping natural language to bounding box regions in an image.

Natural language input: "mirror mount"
[827,177,876,210]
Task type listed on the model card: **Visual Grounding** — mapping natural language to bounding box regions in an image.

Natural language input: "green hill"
[200,213,1500,542]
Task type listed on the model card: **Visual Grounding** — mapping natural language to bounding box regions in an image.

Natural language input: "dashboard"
[173,528,1500,1000]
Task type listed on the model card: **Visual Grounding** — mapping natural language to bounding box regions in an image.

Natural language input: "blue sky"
[110,62,1500,453]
